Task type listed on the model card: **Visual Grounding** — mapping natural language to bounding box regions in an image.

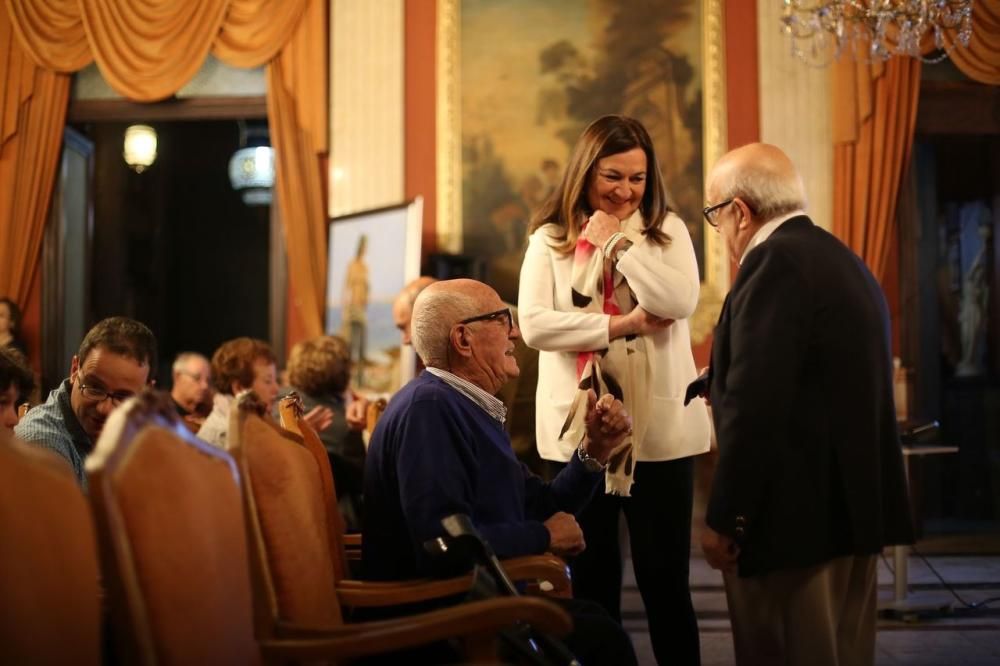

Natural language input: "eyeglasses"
[702,199,734,227]
[458,308,514,335]
[78,382,134,406]
[178,370,208,383]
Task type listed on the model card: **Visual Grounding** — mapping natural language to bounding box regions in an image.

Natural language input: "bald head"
[393,276,438,346]
[411,279,503,368]
[707,143,807,223]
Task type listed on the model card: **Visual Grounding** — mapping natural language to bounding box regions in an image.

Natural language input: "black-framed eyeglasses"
[458,308,514,335]
[702,199,734,227]
[78,382,134,406]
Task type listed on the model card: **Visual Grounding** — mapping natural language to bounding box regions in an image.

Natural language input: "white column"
[756,2,833,231]
[329,0,405,217]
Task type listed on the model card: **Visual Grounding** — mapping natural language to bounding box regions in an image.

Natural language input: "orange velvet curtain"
[831,57,921,284]
[937,0,1000,85]
[1,0,329,337]
[832,0,1000,286]
[0,8,70,307]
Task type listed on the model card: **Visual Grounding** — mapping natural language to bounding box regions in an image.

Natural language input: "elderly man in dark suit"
[700,143,913,666]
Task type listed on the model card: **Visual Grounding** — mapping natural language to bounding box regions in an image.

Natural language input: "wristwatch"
[576,443,607,473]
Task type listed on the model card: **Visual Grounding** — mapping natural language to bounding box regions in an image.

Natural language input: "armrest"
[502,554,571,597]
[343,533,361,548]
[259,596,572,662]
[335,554,571,606]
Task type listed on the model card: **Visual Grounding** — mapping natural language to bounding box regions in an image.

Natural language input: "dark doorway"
[71,119,274,386]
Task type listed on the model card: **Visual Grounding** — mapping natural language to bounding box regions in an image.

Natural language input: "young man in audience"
[0,346,34,433]
[15,317,157,490]
[362,278,638,665]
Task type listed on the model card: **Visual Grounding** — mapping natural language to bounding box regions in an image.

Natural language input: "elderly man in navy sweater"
[362,278,637,664]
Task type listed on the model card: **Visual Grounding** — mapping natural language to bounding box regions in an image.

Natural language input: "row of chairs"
[1,390,573,664]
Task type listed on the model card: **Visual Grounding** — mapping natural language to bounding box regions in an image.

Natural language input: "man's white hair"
[172,352,208,375]
[715,159,807,222]
[411,290,479,369]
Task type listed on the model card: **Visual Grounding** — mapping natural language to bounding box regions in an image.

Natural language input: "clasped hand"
[582,210,622,249]
[581,390,631,463]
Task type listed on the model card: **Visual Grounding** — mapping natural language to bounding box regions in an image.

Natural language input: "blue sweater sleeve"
[396,395,550,572]
[523,456,602,521]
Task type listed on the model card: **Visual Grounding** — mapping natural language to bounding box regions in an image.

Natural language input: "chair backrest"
[277,393,351,581]
[0,439,102,666]
[365,397,387,439]
[229,392,344,637]
[86,391,259,666]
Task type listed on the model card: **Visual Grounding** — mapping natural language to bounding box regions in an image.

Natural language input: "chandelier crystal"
[781,0,975,66]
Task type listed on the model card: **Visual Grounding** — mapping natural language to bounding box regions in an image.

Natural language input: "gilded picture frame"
[436,0,728,342]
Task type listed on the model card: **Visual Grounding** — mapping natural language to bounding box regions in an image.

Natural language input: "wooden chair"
[0,438,102,666]
[275,392,572,599]
[85,389,570,664]
[365,396,387,440]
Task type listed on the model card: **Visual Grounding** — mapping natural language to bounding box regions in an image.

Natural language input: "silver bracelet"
[603,232,626,258]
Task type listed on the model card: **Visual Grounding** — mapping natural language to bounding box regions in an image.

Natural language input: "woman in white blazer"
[518,115,710,666]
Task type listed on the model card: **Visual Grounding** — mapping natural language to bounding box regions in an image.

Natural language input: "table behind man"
[700,143,913,666]
[15,317,157,491]
[363,278,637,665]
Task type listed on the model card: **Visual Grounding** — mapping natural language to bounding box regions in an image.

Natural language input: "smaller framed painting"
[326,197,423,394]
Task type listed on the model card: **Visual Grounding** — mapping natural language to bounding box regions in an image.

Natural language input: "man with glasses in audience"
[169,351,212,429]
[15,317,157,490]
[363,278,638,665]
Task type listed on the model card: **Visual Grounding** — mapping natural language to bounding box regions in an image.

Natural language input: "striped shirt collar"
[425,367,507,424]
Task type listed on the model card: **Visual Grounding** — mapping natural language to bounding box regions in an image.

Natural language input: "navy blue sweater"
[361,371,602,581]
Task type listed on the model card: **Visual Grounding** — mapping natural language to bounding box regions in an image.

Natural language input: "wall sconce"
[123,124,157,173]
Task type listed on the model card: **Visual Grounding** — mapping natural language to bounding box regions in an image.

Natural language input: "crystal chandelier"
[781,0,975,66]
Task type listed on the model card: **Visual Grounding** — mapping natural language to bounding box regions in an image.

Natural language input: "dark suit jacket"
[707,215,913,577]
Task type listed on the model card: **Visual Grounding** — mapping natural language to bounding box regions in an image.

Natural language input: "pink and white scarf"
[558,223,651,496]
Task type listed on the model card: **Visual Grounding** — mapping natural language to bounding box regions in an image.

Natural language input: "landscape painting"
[458,0,706,303]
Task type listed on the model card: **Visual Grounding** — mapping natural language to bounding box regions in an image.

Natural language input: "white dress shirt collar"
[739,209,807,265]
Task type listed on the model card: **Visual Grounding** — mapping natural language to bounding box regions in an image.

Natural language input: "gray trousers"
[724,554,878,666]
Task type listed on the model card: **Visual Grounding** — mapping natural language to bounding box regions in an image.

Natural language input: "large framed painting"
[326,198,423,394]
[436,0,728,341]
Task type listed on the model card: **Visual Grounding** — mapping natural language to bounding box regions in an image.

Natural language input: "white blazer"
[518,210,711,463]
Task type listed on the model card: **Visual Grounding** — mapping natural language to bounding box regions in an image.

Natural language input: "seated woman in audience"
[0,346,34,434]
[198,337,278,449]
[280,335,367,530]
[0,298,28,355]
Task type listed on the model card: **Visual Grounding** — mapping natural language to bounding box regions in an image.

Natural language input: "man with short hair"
[393,274,543,470]
[391,275,438,347]
[363,278,637,665]
[169,352,212,424]
[16,317,157,490]
[700,143,913,665]
[0,346,34,433]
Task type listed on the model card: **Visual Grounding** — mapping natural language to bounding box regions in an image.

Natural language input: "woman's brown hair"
[528,114,672,254]
[286,336,351,396]
[211,337,275,395]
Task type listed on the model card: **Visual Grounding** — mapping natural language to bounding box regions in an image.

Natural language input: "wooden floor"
[622,536,1000,666]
